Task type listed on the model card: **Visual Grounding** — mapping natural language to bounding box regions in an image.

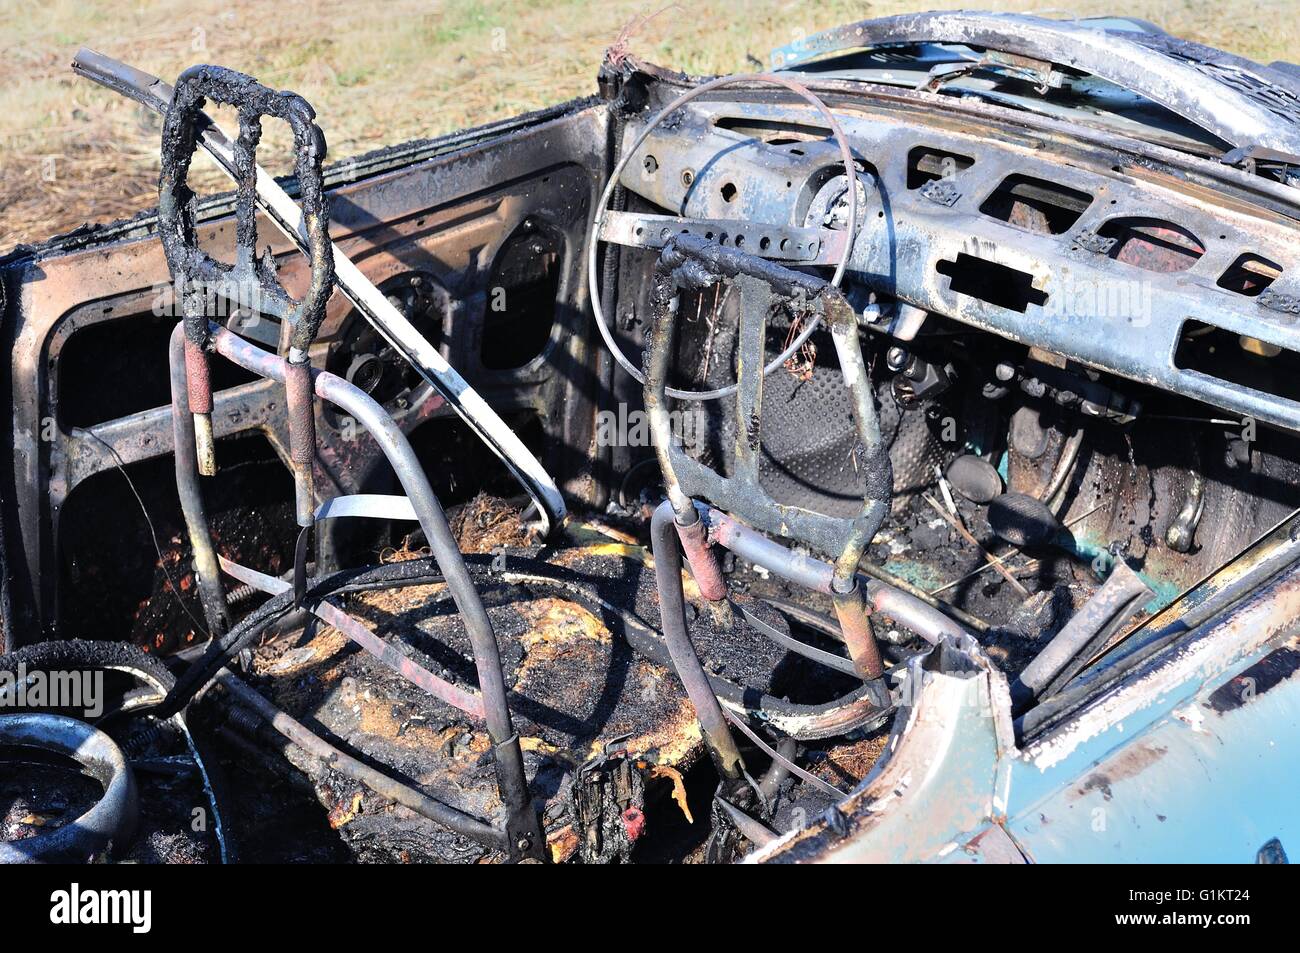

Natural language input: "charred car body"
[1,12,1298,863]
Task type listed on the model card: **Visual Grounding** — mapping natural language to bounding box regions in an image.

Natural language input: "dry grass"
[0,0,1295,245]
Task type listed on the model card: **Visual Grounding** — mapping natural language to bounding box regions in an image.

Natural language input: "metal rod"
[858,560,990,633]
[1011,560,1153,708]
[738,604,858,676]
[284,352,316,528]
[708,507,837,591]
[169,325,231,637]
[715,797,779,848]
[703,507,972,643]
[219,556,486,718]
[650,500,746,782]
[214,669,505,849]
[757,736,798,801]
[832,579,885,679]
[1041,424,1085,509]
[826,299,892,588]
[674,513,728,602]
[721,707,849,800]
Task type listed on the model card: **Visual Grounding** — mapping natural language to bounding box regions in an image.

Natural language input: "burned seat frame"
[158,65,335,520]
[73,48,568,534]
[153,67,545,861]
[642,234,898,787]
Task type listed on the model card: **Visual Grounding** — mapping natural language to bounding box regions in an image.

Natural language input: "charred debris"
[2,12,1300,864]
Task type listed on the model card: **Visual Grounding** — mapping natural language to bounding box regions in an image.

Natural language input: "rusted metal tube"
[708,508,836,591]
[859,560,991,634]
[757,736,798,801]
[1012,560,1154,706]
[208,324,543,860]
[674,511,728,602]
[184,338,216,476]
[650,500,746,781]
[704,507,971,644]
[869,584,971,645]
[832,579,885,679]
[285,350,316,527]
[826,295,892,592]
[641,274,694,519]
[641,265,732,618]
[715,797,779,848]
[169,325,230,637]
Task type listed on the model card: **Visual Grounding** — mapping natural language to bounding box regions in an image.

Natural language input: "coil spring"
[121,720,166,757]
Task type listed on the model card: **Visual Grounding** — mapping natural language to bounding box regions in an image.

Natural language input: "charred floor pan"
[213,521,889,863]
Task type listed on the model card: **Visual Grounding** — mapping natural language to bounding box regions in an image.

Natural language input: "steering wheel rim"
[586,71,861,401]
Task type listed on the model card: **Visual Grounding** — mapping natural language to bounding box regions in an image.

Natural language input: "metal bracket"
[1073,230,1119,255]
[1258,288,1300,316]
[919,178,961,207]
[598,209,846,265]
[314,494,419,522]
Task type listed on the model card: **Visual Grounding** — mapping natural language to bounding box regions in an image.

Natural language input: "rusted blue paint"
[1004,636,1300,862]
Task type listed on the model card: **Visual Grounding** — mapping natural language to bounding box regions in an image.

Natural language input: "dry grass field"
[1,0,1295,245]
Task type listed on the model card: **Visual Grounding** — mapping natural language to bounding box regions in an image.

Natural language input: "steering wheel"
[586,72,861,401]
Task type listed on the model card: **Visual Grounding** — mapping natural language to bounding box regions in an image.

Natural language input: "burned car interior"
[2,11,1299,864]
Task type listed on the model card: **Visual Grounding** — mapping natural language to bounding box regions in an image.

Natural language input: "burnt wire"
[81,428,212,640]
[721,708,849,800]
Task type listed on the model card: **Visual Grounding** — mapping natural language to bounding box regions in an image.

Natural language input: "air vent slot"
[1097,217,1204,273]
[1217,253,1282,296]
[907,147,973,189]
[979,174,1092,235]
[714,117,833,143]
[1175,319,1300,402]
